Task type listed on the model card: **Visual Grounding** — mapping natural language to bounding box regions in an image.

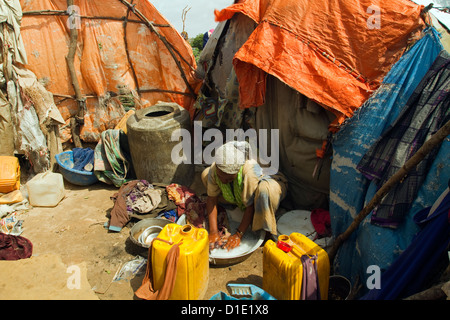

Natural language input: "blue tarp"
[361,187,450,300]
[329,27,449,297]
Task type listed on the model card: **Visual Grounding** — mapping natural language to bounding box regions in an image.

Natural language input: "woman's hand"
[224,233,241,251]
[209,232,223,250]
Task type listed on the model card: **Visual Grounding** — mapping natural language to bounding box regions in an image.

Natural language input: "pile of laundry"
[0,194,32,261]
[0,197,32,261]
[106,181,229,238]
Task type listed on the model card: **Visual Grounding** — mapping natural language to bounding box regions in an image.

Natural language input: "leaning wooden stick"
[66,0,84,148]
[328,119,450,262]
[118,0,197,97]
[23,10,171,27]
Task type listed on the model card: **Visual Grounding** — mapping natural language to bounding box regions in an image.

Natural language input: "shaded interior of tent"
[0,0,449,300]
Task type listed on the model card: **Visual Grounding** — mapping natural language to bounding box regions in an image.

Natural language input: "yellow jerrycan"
[152,224,209,300]
[263,233,330,300]
[0,156,20,193]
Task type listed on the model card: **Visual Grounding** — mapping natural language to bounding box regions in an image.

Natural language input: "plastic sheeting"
[329,27,447,295]
[215,0,425,132]
[19,0,201,143]
[195,13,257,130]
[361,187,450,300]
[0,0,27,65]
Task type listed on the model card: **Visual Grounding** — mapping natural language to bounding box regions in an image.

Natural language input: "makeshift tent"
[214,0,425,131]
[18,0,201,144]
[196,0,450,298]
[197,0,428,210]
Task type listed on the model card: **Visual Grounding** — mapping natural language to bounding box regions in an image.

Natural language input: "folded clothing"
[72,147,94,172]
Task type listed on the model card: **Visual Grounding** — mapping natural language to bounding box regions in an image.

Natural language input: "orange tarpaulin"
[215,0,425,131]
[19,0,201,142]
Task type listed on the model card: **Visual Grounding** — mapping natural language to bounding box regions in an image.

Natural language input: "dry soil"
[0,166,266,300]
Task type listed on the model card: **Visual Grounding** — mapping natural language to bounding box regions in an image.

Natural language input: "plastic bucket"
[328,275,352,300]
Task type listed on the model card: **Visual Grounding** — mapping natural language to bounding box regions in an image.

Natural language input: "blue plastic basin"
[55,151,98,186]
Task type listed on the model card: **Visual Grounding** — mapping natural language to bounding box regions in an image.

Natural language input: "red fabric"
[310,209,331,238]
[166,183,229,238]
[166,183,207,228]
[0,233,33,260]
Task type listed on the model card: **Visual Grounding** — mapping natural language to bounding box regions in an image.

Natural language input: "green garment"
[215,166,245,210]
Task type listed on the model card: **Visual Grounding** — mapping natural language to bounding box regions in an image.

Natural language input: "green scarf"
[215,166,245,210]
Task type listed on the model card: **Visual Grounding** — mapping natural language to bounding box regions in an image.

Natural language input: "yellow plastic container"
[152,224,209,300]
[114,109,135,134]
[0,156,20,193]
[263,233,330,300]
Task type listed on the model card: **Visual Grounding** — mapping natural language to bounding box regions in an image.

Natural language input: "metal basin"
[129,218,172,248]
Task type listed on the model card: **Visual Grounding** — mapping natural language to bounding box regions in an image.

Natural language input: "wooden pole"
[66,0,84,148]
[117,0,197,98]
[328,119,450,263]
[22,10,170,27]
[123,1,140,96]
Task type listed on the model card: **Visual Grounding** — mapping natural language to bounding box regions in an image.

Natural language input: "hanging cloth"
[94,129,129,187]
[357,50,450,228]
[301,254,321,300]
[135,238,182,300]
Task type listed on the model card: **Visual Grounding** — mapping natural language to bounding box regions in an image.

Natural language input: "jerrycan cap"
[277,235,293,253]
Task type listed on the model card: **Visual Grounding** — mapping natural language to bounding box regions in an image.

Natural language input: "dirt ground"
[1,165,267,300]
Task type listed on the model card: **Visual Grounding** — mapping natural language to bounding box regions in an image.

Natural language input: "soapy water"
[177,207,265,259]
[210,207,265,258]
[210,220,263,258]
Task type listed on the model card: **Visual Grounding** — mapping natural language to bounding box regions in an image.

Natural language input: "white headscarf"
[215,141,250,175]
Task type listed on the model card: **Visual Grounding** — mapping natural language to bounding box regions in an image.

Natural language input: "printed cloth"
[108,181,176,231]
[126,180,162,214]
[166,183,230,239]
[94,129,130,187]
[357,50,450,228]
[166,183,200,217]
[361,186,450,300]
